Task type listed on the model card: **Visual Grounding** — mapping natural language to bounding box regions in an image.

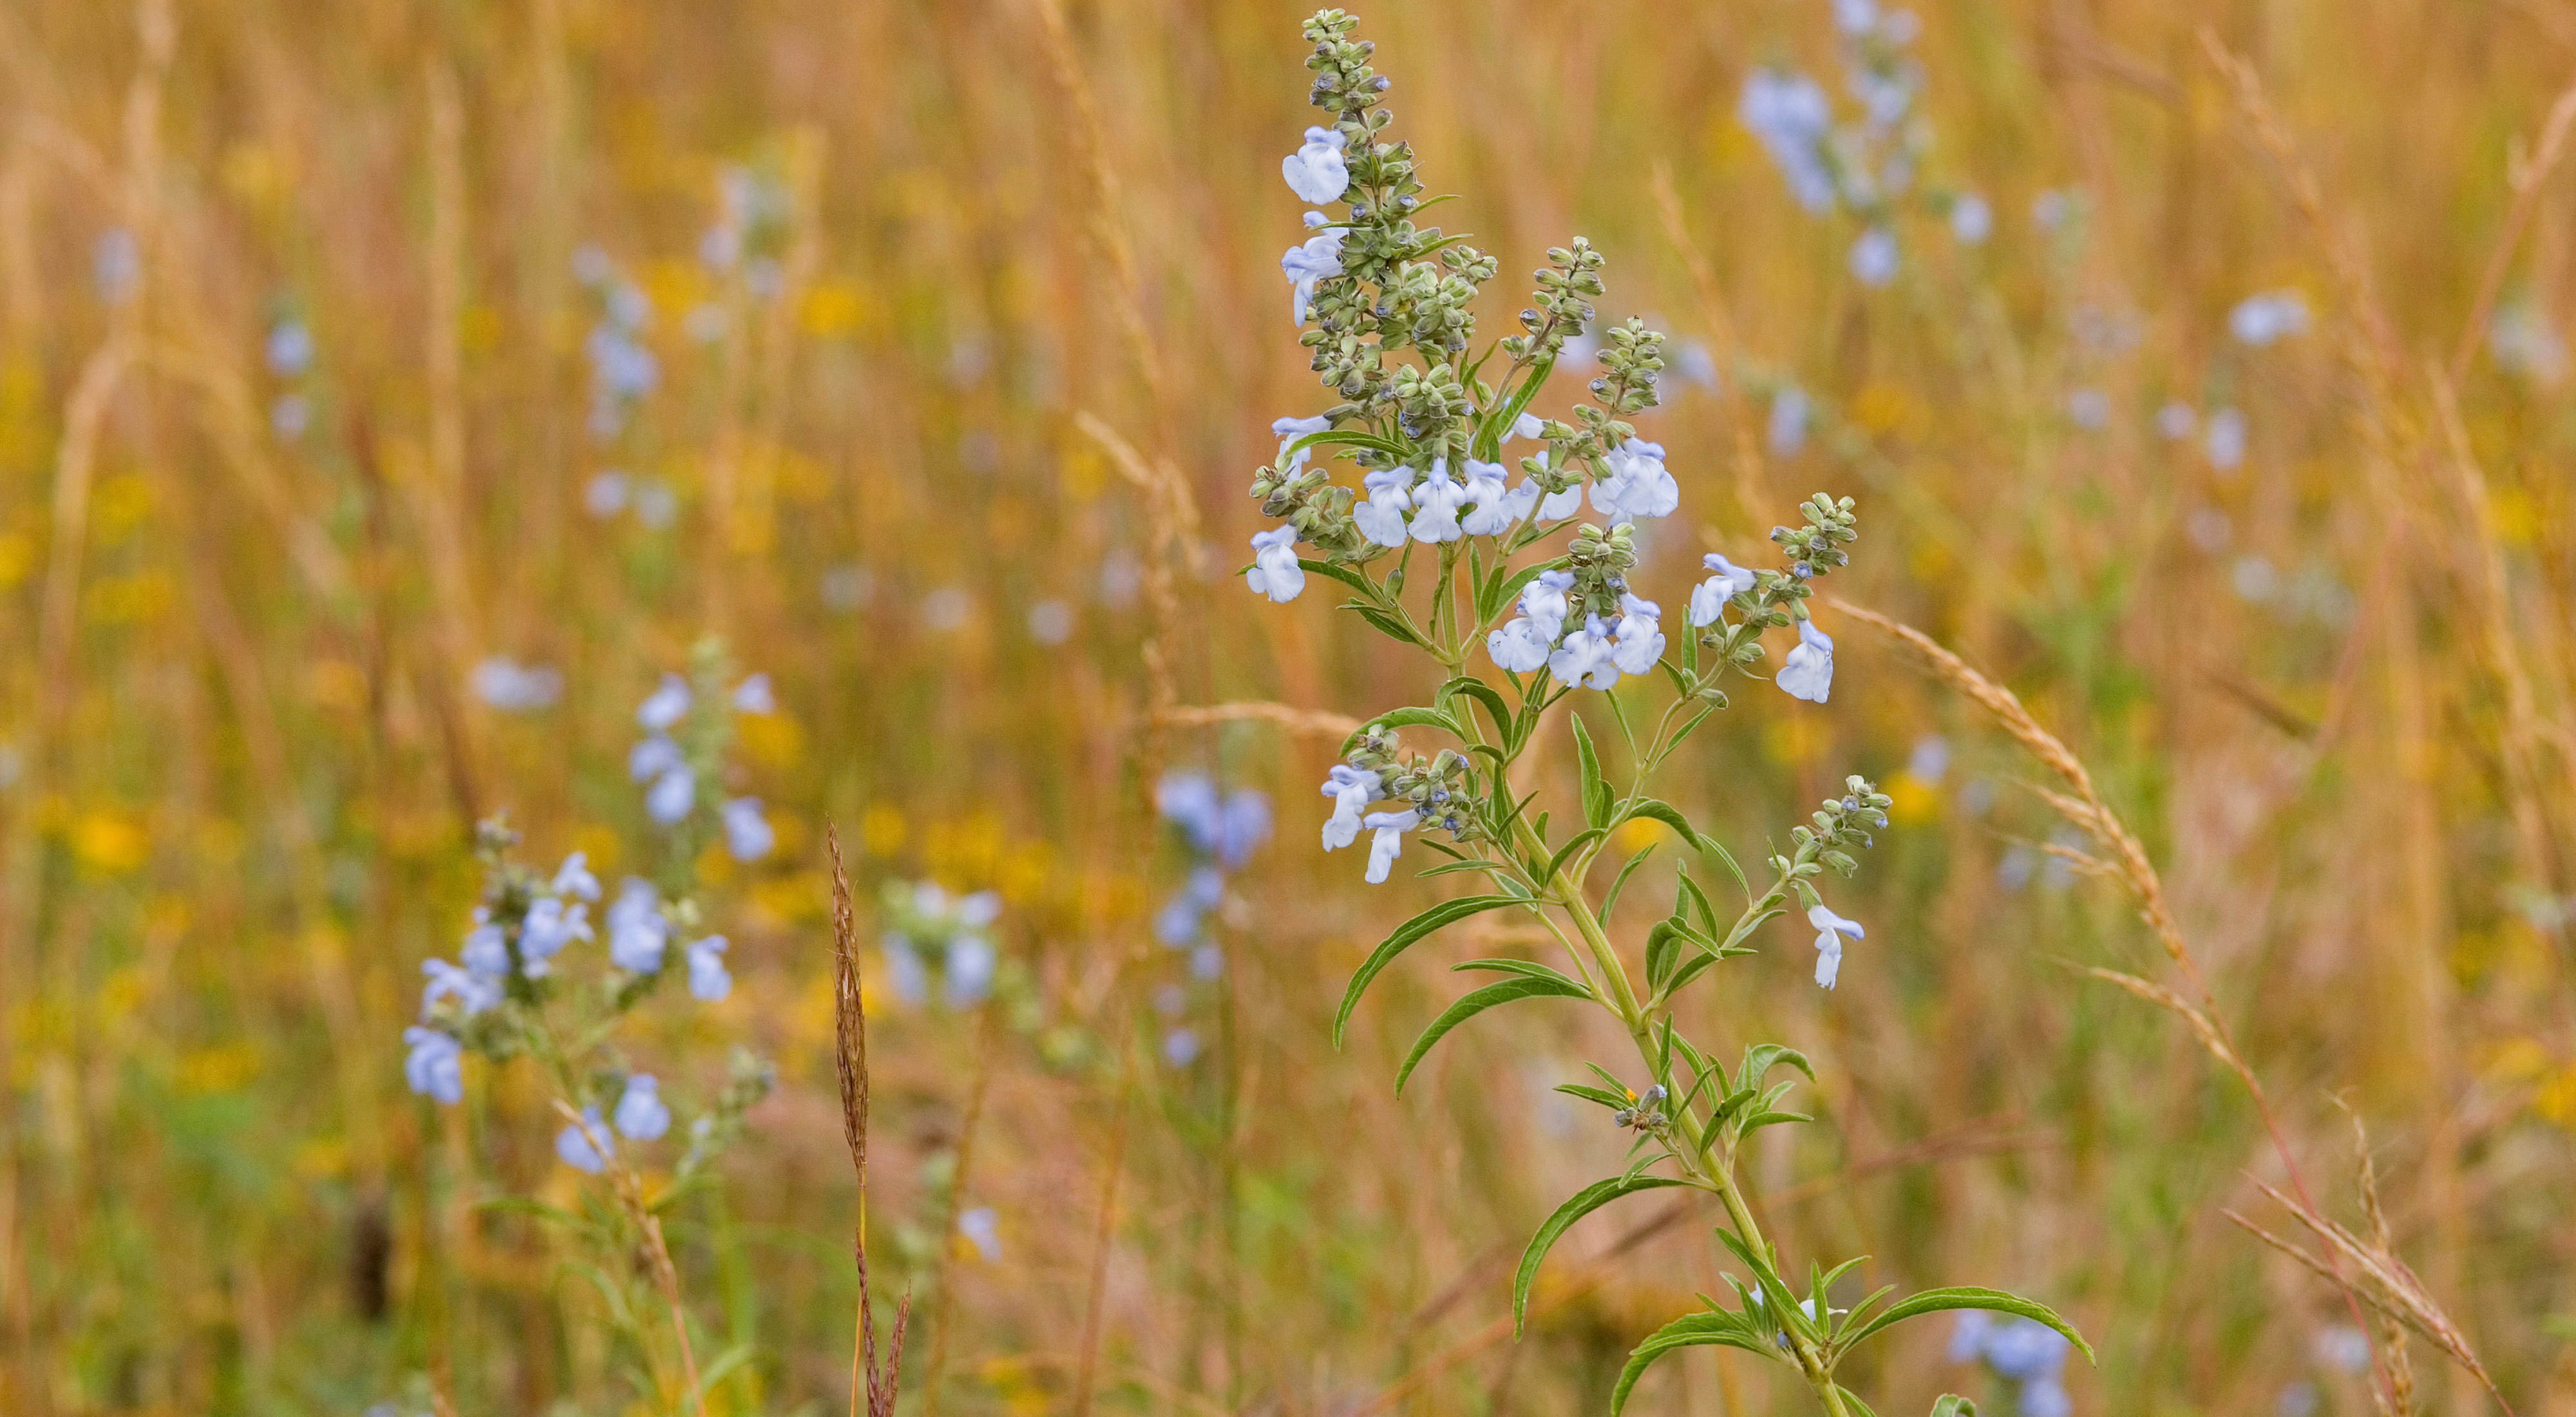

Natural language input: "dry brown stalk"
[1154,701,1363,739]
[831,826,911,1417]
[2448,71,2576,387]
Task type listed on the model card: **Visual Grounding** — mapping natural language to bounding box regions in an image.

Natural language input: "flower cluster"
[1322,726,1481,884]
[878,881,1004,1010]
[574,245,659,439]
[1150,772,1274,1065]
[627,667,776,856]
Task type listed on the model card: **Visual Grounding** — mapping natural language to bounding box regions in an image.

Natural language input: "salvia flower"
[518,896,592,976]
[720,797,774,861]
[1320,764,1385,850]
[1590,439,1679,522]
[1611,593,1666,675]
[1281,125,1350,204]
[552,851,601,900]
[1951,193,1993,243]
[732,672,775,714]
[1849,227,1899,287]
[686,935,732,1001]
[1408,460,1467,542]
[629,734,683,783]
[556,1107,612,1173]
[1549,614,1623,690]
[607,878,669,973]
[1246,526,1307,603]
[1770,386,1812,455]
[1807,903,1864,988]
[1361,808,1420,884]
[645,764,696,825]
[637,672,692,731]
[1690,554,1759,627]
[1776,618,1835,703]
[2206,406,2248,470]
[460,918,510,979]
[1353,466,1416,547]
[613,1074,671,1141]
[1488,571,1574,674]
[2228,290,2309,347]
[1457,459,1520,537]
[1282,213,1347,324]
[1273,412,1333,469]
[1739,69,1837,212]
[422,958,501,1018]
[403,1027,464,1105]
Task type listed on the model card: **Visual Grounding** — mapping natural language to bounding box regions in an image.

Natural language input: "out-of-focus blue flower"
[556,1107,612,1172]
[944,933,995,1007]
[2206,406,2248,470]
[585,470,630,517]
[686,935,732,1002]
[1770,386,1812,455]
[608,878,668,974]
[1740,70,1837,212]
[1850,227,1899,287]
[1951,193,1993,243]
[958,1206,1001,1260]
[1162,1027,1202,1067]
[721,797,773,861]
[613,1074,670,1141]
[2228,290,2309,347]
[421,958,500,1018]
[403,1027,464,1103]
[267,319,315,377]
[646,765,696,825]
[94,229,140,303]
[518,897,592,976]
[473,658,563,712]
[733,673,775,714]
[638,673,692,731]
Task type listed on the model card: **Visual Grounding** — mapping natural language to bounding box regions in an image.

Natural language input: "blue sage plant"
[1242,14,2089,1414]
[399,640,777,1404]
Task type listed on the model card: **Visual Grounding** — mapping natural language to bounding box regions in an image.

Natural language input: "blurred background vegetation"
[2,0,2573,1413]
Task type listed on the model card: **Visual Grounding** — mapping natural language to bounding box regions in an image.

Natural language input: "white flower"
[1282,125,1350,204]
[556,1107,612,1172]
[1769,386,1810,455]
[403,1027,464,1105]
[2206,406,2248,470]
[421,958,502,1018]
[945,933,996,1007]
[628,734,682,783]
[1690,553,1758,627]
[721,797,774,861]
[1488,617,1553,672]
[613,1074,670,1141]
[646,764,696,824]
[1951,193,1993,244]
[958,1206,1002,1261]
[518,897,592,976]
[686,935,732,1001]
[1549,614,1622,690]
[1361,808,1420,884]
[1508,412,1546,443]
[1457,459,1519,536]
[1488,567,1575,672]
[2229,290,2308,347]
[1590,439,1680,522]
[637,672,692,731]
[1807,903,1864,988]
[733,673,776,714]
[1610,593,1665,675]
[1281,213,1347,324]
[1246,526,1305,603]
[1849,227,1899,287]
[1320,764,1383,850]
[1352,466,1415,547]
[551,851,601,900]
[1409,459,1466,542]
[1272,413,1332,470]
[607,878,668,973]
[1776,618,1835,703]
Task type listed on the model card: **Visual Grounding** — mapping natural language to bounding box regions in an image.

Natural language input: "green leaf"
[1738,1043,1815,1092]
[1437,676,1515,739]
[1610,1311,1779,1416]
[1620,799,1707,852]
[1645,917,1687,991]
[1833,1288,2095,1365]
[1296,557,1378,596]
[1333,895,1524,1047]
[1930,1396,1981,1417]
[1473,353,1557,461]
[1544,826,1607,888]
[1555,1082,1633,1109]
[1674,869,1720,937]
[1286,428,1411,461]
[1451,958,1586,988]
[1476,560,1555,627]
[1349,602,1429,649]
[1570,712,1611,828]
[1838,1387,1884,1417]
[1338,705,1465,757]
[1395,975,1591,1095]
[1512,1175,1690,1335]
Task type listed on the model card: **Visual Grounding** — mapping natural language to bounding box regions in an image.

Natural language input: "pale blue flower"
[1162,1027,1203,1067]
[93,229,140,303]
[1282,126,1350,204]
[2155,401,2197,439]
[1982,1319,2071,1382]
[2229,290,2308,346]
[1740,70,1837,212]
[1282,213,1347,324]
[881,935,927,1005]
[1951,193,1993,244]
[1908,734,1951,782]
[2315,1325,2371,1374]
[1949,1311,1993,1363]
[1610,593,1665,675]
[721,797,774,861]
[2206,406,2247,470]
[552,851,601,901]
[1769,386,1811,455]
[733,673,775,714]
[686,935,732,1001]
[473,658,563,712]
[1246,526,1306,603]
[958,1206,1002,1261]
[421,958,501,1018]
[460,919,510,978]
[1213,792,1271,868]
[646,765,696,825]
[1190,944,1225,979]
[518,897,591,976]
[2067,388,2110,430]
[403,1027,464,1105]
[1519,568,1574,641]
[1807,903,1864,988]
[613,1074,670,1141]
[638,672,692,731]
[945,934,996,1007]
[1154,892,1206,946]
[267,319,315,377]
[1535,462,1586,521]
[585,470,630,517]
[1353,466,1415,547]
[1272,413,1332,469]
[2021,1380,2071,1417]
[1776,619,1835,703]
[1674,341,1720,391]
[1690,554,1757,627]
[1361,808,1419,884]
[1591,440,1679,522]
[556,1107,612,1173]
[608,891,668,973]
[1320,765,1384,850]
[1408,459,1467,542]
[1457,459,1519,537]
[1850,227,1899,287]
[1549,614,1622,690]
[1508,412,1546,442]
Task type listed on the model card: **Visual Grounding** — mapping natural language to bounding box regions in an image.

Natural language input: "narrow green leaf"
[1437,676,1514,737]
[1333,895,1523,1047]
[1338,705,1466,758]
[1570,712,1611,828]
[1738,1043,1816,1092]
[1931,1396,1981,1417]
[1296,557,1377,596]
[1837,1387,1884,1417]
[1512,1175,1690,1335]
[1349,603,1428,649]
[1451,958,1584,987]
[1674,868,1720,937]
[1833,1287,2094,1364]
[1395,975,1589,1095]
[1645,917,1686,991]
[1610,1311,1780,1414]
[1286,428,1412,460]
[1473,353,1556,461]
[1621,799,1707,852]
[1477,560,1553,626]
[1544,826,1607,888]
[1555,1082,1633,1109]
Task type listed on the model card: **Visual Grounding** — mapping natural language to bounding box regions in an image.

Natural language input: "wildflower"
[1548,614,1622,690]
[733,673,775,714]
[1028,600,1076,643]
[1191,944,1226,979]
[2314,1325,2371,1374]
[1739,70,1837,212]
[1951,193,1993,244]
[552,851,601,901]
[607,879,668,973]
[636,672,692,731]
[1776,619,1835,703]
[2228,290,2309,347]
[93,228,140,303]
[1849,227,1899,287]
[1908,734,1951,782]
[402,1027,464,1105]
[645,765,696,825]
[1352,466,1416,547]
[629,735,683,784]
[1320,764,1384,850]
[460,919,510,978]
[1591,440,1679,523]
[1690,554,1757,627]
[1408,460,1468,542]
[2206,406,2247,470]
[518,896,592,976]
[556,1107,612,1173]
[1610,593,1665,674]
[1487,616,1553,673]
[422,958,501,1018]
[1163,1027,1203,1066]
[1155,891,1206,946]
[686,935,732,1002]
[720,797,774,861]
[613,1074,671,1141]
[1361,808,1421,884]
[882,936,929,1006]
[1948,1311,1993,1363]
[1508,412,1546,442]
[472,658,563,712]
[1272,412,1332,469]
[1246,526,1307,603]
[1458,459,1524,537]
[2067,388,2110,430]
[1213,792,1272,868]
[1769,386,1811,455]
[945,934,996,1007]
[1158,773,1222,846]
[2155,401,2197,439]
[1282,213,1347,324]
[1980,1318,2072,1382]
[1281,125,1350,204]
[958,1206,1002,1261]
[267,319,316,377]
[1807,903,1863,987]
